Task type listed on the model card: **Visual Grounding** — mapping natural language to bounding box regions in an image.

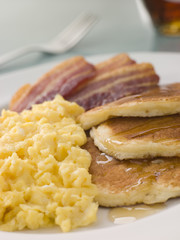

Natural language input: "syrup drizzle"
[109,203,165,225]
[97,153,113,164]
[106,115,180,141]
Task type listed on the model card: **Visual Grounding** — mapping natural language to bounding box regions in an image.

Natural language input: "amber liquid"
[109,204,165,224]
[143,0,180,35]
[107,115,180,142]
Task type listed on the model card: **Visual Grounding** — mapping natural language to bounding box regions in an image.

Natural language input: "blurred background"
[0,0,180,74]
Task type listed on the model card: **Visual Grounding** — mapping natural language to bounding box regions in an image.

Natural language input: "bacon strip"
[10,54,159,113]
[68,62,159,110]
[95,53,135,74]
[11,56,96,112]
[71,54,136,94]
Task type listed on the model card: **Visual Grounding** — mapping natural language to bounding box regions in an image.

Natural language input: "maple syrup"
[106,115,180,141]
[109,203,165,224]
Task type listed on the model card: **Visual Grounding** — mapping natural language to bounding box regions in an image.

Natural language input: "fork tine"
[60,15,98,47]
[52,13,98,43]
[60,13,95,34]
[60,15,97,40]
[55,13,89,39]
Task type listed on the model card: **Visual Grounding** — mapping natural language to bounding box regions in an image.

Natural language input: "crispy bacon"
[10,54,159,113]
[68,62,159,110]
[11,56,96,112]
[71,54,136,94]
[95,53,135,74]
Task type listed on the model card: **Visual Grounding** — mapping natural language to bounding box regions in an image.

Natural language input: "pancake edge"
[79,101,180,130]
[90,125,180,160]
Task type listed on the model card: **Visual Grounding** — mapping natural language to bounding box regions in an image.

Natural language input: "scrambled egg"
[0,95,98,232]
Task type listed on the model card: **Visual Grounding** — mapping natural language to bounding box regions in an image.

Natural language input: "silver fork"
[0,13,97,69]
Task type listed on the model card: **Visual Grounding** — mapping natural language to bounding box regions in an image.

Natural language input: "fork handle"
[0,45,43,69]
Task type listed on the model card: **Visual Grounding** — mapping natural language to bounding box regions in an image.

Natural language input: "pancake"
[84,138,180,207]
[90,115,180,160]
[79,83,180,130]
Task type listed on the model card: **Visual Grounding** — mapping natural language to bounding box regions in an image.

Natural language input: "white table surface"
[0,0,180,74]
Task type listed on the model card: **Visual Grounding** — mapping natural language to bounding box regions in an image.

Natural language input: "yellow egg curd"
[0,95,98,232]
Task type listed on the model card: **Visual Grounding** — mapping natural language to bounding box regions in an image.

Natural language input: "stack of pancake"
[79,83,180,207]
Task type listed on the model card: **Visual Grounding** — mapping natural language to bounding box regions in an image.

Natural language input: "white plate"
[0,52,180,240]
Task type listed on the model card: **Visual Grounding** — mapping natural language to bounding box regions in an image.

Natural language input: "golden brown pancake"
[79,83,180,130]
[90,115,180,160]
[84,138,180,207]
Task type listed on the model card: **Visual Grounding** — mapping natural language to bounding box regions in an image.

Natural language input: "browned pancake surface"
[102,115,180,141]
[112,82,180,105]
[79,83,180,130]
[90,115,180,160]
[84,138,180,206]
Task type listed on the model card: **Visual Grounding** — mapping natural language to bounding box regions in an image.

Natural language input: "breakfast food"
[10,54,159,112]
[84,138,180,207]
[0,96,97,232]
[10,56,96,112]
[3,53,180,232]
[90,115,180,160]
[91,53,135,74]
[68,60,159,110]
[79,83,180,130]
